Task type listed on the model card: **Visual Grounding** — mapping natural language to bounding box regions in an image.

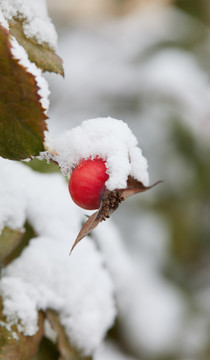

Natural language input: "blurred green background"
[27,0,210,358]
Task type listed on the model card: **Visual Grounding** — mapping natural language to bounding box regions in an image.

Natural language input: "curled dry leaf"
[46,310,92,360]
[70,176,162,253]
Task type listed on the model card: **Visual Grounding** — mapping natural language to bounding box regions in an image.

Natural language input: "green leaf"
[0,24,48,160]
[9,20,64,76]
[2,222,37,267]
[0,299,44,360]
[0,227,23,264]
[22,158,60,174]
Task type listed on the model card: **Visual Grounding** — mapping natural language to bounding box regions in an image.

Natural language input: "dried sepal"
[70,177,162,253]
[120,176,163,199]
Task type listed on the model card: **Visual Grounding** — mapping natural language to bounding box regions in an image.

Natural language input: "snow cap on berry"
[50,117,149,190]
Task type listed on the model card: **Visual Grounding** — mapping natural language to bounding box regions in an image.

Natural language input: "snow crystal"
[0,157,116,355]
[10,37,50,112]
[0,0,57,49]
[49,117,149,190]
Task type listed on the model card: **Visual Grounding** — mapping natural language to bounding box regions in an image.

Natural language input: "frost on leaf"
[70,177,162,253]
[0,299,44,360]
[0,24,48,160]
[9,20,64,76]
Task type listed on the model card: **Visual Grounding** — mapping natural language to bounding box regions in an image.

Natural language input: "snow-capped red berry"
[68,158,109,210]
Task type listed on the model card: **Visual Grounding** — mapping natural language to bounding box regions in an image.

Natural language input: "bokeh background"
[41,0,210,358]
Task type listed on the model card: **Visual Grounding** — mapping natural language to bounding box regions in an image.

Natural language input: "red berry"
[69,158,109,210]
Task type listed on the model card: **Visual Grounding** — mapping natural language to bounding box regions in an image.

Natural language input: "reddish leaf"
[0,24,47,160]
[70,177,163,253]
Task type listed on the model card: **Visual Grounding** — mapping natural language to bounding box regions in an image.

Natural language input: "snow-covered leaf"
[9,20,64,76]
[0,158,116,356]
[2,222,37,267]
[0,24,48,160]
[0,303,44,360]
[70,177,162,253]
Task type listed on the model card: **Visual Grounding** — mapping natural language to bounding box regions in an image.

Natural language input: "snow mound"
[0,157,116,355]
[49,117,149,190]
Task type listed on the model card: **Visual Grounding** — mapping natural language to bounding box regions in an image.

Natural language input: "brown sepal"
[70,176,163,253]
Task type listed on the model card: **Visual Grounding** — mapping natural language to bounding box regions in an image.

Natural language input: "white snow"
[137,50,210,135]
[48,117,149,190]
[32,5,210,358]
[0,8,9,29]
[0,160,27,233]
[94,221,186,356]
[1,4,210,357]
[44,319,57,343]
[0,157,116,355]
[0,0,58,114]
[0,0,57,49]
[94,341,138,360]
[10,37,50,112]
